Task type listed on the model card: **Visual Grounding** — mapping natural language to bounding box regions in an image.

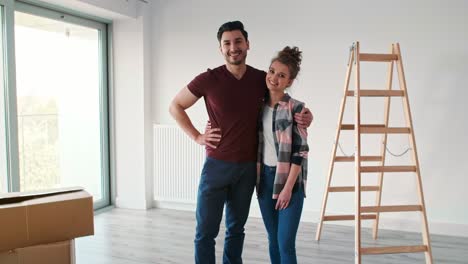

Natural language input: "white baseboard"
[300,210,468,238]
[153,200,197,211]
[426,221,468,237]
[116,196,152,210]
[154,200,468,238]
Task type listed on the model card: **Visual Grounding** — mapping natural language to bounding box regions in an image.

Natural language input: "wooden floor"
[75,208,468,264]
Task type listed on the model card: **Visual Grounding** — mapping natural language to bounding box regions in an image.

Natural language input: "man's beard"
[226,51,246,65]
[228,59,243,65]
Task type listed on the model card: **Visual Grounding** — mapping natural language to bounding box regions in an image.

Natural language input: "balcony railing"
[18,113,59,191]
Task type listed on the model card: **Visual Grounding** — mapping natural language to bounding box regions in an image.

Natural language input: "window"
[0,3,7,193]
[1,1,110,209]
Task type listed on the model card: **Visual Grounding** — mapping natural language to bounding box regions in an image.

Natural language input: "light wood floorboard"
[75,208,468,263]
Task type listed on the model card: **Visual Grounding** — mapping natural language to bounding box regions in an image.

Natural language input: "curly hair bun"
[280,46,302,66]
[272,46,302,79]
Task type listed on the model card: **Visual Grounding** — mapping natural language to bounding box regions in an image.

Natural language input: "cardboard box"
[0,187,94,252]
[0,240,75,264]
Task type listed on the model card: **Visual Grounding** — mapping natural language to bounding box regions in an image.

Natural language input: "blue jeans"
[195,157,256,264]
[258,165,304,264]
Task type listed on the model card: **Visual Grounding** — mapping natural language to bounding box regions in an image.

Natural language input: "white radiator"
[153,124,205,204]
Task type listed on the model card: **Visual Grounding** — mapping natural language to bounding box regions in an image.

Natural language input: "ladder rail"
[354,42,362,264]
[394,43,434,263]
[315,44,355,241]
[373,44,393,240]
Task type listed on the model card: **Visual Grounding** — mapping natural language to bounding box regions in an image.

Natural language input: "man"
[169,21,312,264]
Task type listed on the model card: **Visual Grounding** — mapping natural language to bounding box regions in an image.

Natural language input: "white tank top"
[262,106,278,166]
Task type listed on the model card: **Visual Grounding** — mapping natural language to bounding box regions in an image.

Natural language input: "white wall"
[111,1,154,209]
[151,0,468,235]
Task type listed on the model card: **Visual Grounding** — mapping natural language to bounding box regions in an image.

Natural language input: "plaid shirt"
[257,93,309,198]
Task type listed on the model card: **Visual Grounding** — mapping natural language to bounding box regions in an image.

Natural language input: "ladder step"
[341,124,385,130]
[361,245,428,255]
[361,205,423,213]
[340,124,411,134]
[340,124,355,130]
[360,165,417,173]
[329,186,380,192]
[323,214,377,221]
[359,53,398,62]
[335,156,382,162]
[346,90,405,97]
[362,126,411,134]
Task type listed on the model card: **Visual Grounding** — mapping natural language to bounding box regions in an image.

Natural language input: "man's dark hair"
[217,21,248,42]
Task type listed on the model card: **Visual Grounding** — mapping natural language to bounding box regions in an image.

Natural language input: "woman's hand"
[275,188,292,210]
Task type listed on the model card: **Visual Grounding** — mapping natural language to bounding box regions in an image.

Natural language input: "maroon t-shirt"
[187,65,267,162]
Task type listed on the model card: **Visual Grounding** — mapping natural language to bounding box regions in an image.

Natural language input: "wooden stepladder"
[315,42,433,264]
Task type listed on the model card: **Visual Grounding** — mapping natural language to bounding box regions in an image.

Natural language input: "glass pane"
[0,6,7,193]
[14,11,103,201]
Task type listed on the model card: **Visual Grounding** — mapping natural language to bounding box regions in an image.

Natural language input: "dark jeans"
[195,157,256,264]
[258,165,304,264]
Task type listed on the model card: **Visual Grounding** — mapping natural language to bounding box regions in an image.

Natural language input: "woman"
[257,46,309,264]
